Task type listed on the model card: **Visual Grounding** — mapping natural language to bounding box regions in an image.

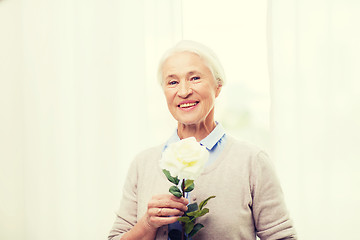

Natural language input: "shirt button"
[192,196,197,201]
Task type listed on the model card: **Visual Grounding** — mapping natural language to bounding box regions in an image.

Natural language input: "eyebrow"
[164,71,202,80]
[187,71,201,76]
[165,74,177,80]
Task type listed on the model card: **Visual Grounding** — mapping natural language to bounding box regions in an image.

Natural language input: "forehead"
[162,52,211,76]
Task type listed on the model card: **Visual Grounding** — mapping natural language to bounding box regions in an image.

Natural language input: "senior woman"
[108,40,297,240]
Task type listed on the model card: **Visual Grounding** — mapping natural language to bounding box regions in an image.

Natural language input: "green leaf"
[186,208,209,218]
[185,221,195,234]
[184,179,194,192]
[186,202,198,214]
[197,208,209,217]
[169,186,182,198]
[199,195,216,210]
[177,216,191,223]
[184,184,194,192]
[162,169,180,185]
[188,223,204,237]
[186,211,198,217]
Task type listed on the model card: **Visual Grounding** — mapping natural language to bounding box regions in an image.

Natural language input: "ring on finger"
[157,208,163,216]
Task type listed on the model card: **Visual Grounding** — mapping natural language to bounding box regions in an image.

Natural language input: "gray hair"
[157,40,226,86]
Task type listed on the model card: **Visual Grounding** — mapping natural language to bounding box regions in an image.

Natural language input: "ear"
[215,82,222,98]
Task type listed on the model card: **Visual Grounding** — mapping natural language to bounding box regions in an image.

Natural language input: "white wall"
[269,1,360,239]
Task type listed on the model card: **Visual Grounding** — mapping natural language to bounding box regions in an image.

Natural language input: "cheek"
[202,89,216,103]
[164,89,176,105]
[203,94,217,112]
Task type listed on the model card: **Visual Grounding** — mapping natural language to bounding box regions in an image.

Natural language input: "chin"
[176,117,202,126]
[173,111,209,125]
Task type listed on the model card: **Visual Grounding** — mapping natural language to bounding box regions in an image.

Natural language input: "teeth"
[180,102,197,108]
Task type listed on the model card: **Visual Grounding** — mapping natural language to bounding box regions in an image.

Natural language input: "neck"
[177,114,216,142]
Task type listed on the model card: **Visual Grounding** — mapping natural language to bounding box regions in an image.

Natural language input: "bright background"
[1,1,359,240]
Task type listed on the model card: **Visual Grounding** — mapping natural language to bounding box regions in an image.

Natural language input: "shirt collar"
[163,122,225,151]
[199,122,225,151]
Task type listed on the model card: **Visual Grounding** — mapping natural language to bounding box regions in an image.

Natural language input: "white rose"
[160,137,209,180]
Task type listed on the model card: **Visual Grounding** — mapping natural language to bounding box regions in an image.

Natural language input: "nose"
[177,81,192,98]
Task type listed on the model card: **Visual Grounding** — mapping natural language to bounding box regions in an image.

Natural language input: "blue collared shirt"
[163,122,227,239]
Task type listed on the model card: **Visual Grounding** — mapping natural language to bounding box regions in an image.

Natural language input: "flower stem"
[182,179,185,198]
[181,179,185,240]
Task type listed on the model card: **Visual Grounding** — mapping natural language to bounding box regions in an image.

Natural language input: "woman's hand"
[121,194,188,240]
[145,194,189,229]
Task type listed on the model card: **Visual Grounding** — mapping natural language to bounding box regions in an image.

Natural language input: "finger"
[152,194,189,205]
[148,199,188,212]
[148,195,188,209]
[148,215,180,228]
[149,207,184,217]
[170,195,189,205]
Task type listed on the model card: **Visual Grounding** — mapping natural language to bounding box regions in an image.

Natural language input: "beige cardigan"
[109,136,297,240]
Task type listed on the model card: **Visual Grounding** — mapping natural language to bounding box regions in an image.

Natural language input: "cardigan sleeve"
[251,151,297,240]
[108,159,139,240]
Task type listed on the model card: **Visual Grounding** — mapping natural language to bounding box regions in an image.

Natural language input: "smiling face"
[162,51,221,127]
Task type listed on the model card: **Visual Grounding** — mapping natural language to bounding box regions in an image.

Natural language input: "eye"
[168,80,178,85]
[190,76,200,81]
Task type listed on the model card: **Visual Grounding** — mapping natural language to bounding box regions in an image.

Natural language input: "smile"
[178,102,199,108]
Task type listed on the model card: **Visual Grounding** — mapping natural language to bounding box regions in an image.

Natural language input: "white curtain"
[269,1,360,239]
[4,0,359,239]
[0,1,181,240]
